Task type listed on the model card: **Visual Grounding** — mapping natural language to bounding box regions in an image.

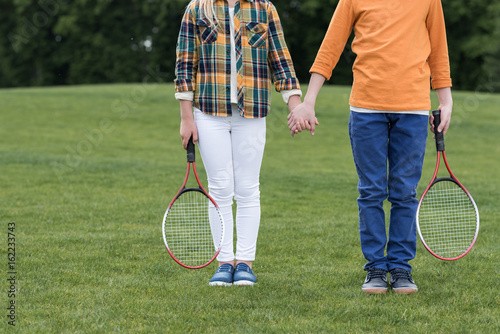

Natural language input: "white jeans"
[194,106,266,262]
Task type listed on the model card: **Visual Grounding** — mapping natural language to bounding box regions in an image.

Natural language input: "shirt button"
[226,48,230,54]
[226,70,230,74]
[226,86,230,91]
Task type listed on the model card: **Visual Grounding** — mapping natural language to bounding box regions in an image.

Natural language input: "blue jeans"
[348,111,428,272]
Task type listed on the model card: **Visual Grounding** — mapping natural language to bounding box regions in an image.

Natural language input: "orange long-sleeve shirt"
[310,0,452,111]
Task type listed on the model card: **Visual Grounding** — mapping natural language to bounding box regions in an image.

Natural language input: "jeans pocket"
[245,22,267,48]
[193,107,205,120]
[348,111,358,138]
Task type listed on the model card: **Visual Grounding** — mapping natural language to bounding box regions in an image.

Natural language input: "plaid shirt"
[175,0,300,118]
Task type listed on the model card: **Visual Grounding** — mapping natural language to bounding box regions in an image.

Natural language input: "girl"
[175,0,302,286]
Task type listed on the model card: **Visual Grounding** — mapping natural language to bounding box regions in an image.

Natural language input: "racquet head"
[417,177,479,260]
[417,110,480,261]
[163,188,224,268]
[162,138,224,269]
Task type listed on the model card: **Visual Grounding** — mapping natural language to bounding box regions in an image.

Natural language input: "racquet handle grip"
[432,110,445,152]
[187,137,195,162]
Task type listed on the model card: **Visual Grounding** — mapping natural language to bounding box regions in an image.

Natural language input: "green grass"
[1,83,499,333]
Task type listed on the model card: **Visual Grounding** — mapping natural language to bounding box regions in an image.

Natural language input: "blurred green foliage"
[0,0,498,91]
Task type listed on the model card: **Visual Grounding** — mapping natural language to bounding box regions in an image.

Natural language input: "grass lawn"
[1,83,499,333]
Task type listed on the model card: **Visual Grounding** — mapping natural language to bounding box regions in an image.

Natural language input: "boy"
[289,0,453,294]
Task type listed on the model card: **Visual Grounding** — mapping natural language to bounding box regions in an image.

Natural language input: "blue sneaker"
[233,263,257,286]
[209,263,234,286]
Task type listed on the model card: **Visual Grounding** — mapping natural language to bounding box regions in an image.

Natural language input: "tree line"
[0,0,499,92]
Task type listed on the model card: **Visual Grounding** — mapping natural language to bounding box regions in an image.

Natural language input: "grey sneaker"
[362,267,388,294]
[389,268,418,294]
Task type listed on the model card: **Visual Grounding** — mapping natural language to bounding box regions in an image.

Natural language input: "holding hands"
[287,102,319,137]
[287,73,325,137]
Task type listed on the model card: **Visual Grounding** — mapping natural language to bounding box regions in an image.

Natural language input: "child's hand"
[287,102,319,137]
[180,118,198,149]
[429,105,452,135]
[179,100,198,149]
[431,87,453,135]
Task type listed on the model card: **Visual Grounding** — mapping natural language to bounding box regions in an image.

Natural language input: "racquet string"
[164,190,223,267]
[418,180,478,259]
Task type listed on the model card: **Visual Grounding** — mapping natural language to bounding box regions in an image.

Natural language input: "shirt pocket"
[245,22,267,48]
[197,18,218,43]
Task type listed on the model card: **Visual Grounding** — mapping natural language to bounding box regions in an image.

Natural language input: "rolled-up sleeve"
[175,6,199,92]
[267,4,300,92]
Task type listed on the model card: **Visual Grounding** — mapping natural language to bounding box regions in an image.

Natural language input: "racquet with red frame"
[162,138,224,269]
[417,110,479,261]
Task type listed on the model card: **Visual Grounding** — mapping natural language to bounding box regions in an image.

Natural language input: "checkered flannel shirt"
[175,0,300,118]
